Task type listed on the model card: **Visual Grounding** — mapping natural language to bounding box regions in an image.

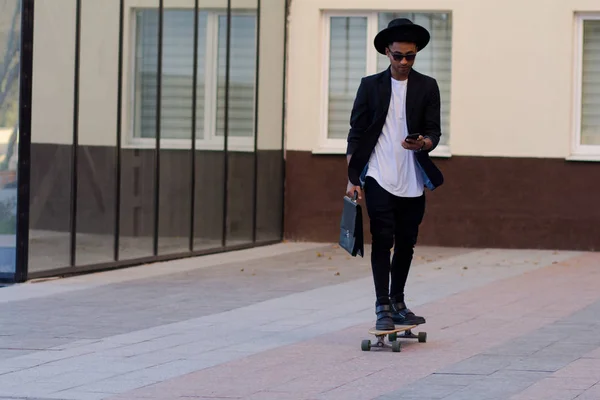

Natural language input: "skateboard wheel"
[392,341,401,352]
[361,339,371,351]
[388,333,397,342]
[418,332,427,343]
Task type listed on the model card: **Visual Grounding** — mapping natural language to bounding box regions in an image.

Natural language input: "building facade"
[1,0,599,283]
[283,0,600,252]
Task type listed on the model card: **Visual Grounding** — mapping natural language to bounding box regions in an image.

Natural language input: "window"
[320,12,452,156]
[327,17,368,140]
[573,15,600,159]
[131,9,257,150]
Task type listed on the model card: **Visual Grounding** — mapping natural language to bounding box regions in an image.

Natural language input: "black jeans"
[364,176,425,303]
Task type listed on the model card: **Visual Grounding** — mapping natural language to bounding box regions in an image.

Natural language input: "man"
[345,18,443,331]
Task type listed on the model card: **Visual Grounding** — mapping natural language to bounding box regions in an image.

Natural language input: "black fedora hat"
[374,18,430,55]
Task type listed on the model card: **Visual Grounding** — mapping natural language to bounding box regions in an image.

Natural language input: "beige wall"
[256,0,285,151]
[32,0,76,145]
[285,0,600,158]
[30,0,283,149]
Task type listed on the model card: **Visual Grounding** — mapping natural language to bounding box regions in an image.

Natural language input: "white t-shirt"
[366,78,424,198]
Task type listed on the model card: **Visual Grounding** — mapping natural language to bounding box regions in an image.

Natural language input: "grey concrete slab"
[437,355,515,375]
[376,373,484,399]
[377,384,462,399]
[535,342,599,357]
[506,355,581,372]
[62,376,161,395]
[46,391,113,400]
[576,384,600,400]
[0,398,69,400]
[417,373,484,387]
[0,380,84,399]
[441,371,549,400]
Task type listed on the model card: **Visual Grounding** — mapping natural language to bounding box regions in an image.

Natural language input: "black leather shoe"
[391,300,426,325]
[375,304,395,331]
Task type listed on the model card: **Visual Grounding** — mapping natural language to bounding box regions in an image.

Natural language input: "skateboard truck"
[361,325,427,352]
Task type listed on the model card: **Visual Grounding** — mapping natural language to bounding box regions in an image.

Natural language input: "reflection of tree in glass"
[0,1,21,172]
[0,195,15,234]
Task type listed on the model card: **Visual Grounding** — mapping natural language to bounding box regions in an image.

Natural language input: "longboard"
[361,325,427,352]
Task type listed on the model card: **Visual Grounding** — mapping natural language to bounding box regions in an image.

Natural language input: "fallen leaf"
[335,272,340,276]
[240,268,244,272]
[462,266,468,270]
[317,252,323,257]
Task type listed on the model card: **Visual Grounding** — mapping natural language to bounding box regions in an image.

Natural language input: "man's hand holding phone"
[402,133,431,151]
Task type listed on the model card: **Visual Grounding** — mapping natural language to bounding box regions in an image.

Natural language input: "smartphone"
[405,133,421,142]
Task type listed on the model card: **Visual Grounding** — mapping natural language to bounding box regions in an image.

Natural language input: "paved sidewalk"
[0,242,599,399]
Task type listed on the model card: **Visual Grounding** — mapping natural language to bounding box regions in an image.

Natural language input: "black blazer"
[346,67,444,188]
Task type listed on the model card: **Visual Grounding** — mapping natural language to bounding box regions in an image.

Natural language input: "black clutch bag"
[339,192,364,257]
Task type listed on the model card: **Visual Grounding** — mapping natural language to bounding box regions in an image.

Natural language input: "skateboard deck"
[362,324,427,352]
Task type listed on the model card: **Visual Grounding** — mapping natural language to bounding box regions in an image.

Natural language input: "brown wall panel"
[284,151,600,251]
[256,149,284,241]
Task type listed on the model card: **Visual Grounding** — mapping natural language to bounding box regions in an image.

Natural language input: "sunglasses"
[387,49,417,62]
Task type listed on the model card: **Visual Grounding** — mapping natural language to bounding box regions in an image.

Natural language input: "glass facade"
[1,0,286,283]
[0,0,20,279]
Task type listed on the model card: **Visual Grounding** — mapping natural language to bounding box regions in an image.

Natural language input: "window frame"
[125,7,257,152]
[570,13,600,162]
[316,11,452,158]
